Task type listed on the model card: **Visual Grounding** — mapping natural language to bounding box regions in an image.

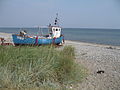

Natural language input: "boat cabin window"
[52,27,61,32]
[56,29,58,31]
[53,29,55,31]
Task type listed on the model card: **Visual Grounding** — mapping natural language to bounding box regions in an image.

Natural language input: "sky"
[0,0,120,28]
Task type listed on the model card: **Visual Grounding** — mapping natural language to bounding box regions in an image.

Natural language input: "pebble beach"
[65,40,120,90]
[0,32,120,90]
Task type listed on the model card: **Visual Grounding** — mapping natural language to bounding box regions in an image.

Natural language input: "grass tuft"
[0,45,87,89]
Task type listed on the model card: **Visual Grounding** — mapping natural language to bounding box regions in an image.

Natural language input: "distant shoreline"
[0,27,120,30]
[1,27,120,46]
[66,40,120,48]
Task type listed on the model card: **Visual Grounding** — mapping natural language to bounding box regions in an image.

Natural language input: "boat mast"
[54,13,59,26]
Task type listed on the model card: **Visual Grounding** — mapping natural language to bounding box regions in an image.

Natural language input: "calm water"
[0,28,120,46]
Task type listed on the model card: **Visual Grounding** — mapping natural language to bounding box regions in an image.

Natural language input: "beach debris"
[0,37,13,46]
[70,86,73,89]
[66,84,73,89]
[0,37,5,44]
[106,46,115,49]
[1,43,13,46]
[97,70,105,74]
[81,53,87,56]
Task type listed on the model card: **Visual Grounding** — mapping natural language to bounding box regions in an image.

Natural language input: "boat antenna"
[38,26,43,36]
[54,13,59,26]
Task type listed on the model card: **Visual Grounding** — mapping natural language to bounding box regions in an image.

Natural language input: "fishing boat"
[12,14,64,46]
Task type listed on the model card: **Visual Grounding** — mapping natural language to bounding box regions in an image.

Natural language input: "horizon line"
[0,26,120,29]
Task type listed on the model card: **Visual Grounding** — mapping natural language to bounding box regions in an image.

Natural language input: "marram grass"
[0,45,87,89]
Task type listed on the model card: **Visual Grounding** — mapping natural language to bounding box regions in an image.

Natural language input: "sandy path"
[65,40,120,90]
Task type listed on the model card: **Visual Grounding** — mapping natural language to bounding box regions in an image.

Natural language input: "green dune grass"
[0,45,87,89]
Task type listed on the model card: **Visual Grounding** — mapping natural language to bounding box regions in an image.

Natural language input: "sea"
[0,28,120,46]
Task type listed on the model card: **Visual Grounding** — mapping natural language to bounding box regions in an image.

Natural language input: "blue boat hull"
[12,35,64,45]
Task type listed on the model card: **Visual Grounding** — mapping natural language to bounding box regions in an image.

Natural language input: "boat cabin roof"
[50,26,61,28]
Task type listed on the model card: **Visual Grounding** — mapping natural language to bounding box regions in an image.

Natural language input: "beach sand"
[65,40,120,90]
[0,32,120,90]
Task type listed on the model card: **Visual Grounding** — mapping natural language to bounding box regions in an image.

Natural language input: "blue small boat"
[12,15,65,46]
